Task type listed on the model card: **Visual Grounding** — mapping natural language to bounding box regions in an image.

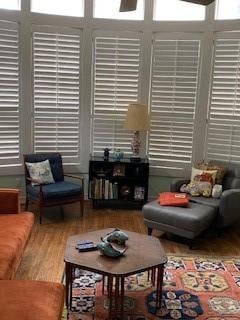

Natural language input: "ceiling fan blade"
[119,0,215,13]
[180,0,215,5]
[119,0,137,12]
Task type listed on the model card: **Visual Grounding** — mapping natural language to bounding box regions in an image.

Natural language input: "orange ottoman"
[0,280,64,320]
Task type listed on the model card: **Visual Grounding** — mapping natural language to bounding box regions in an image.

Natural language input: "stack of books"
[90,179,119,200]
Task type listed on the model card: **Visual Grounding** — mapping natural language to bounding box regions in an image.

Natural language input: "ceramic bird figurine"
[102,228,129,245]
[97,240,126,258]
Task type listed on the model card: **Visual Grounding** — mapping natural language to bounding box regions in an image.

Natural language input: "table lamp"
[123,103,149,161]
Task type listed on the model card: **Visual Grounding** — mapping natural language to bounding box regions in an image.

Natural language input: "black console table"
[88,157,149,209]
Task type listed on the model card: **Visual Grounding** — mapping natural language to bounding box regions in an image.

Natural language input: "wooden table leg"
[108,276,113,320]
[155,265,164,313]
[115,276,120,312]
[102,275,105,295]
[120,276,125,319]
[65,262,73,310]
[151,267,156,285]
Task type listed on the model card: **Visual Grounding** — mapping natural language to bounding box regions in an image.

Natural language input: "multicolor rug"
[63,255,240,319]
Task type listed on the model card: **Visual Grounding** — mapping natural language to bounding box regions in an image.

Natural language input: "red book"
[158,192,189,207]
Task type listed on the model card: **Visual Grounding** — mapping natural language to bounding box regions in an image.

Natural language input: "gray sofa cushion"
[189,196,220,212]
[143,200,215,239]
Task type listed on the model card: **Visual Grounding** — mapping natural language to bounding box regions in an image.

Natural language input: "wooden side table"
[64,229,167,319]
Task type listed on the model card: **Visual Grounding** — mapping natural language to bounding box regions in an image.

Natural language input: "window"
[206,33,240,163]
[153,0,205,21]
[0,0,20,10]
[0,22,20,167]
[215,0,240,20]
[94,0,144,20]
[33,28,81,165]
[148,34,201,175]
[91,32,142,155]
[31,0,84,17]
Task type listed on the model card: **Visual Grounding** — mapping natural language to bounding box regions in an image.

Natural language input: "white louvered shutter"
[206,33,240,163]
[91,32,142,155]
[148,34,201,175]
[33,28,81,165]
[0,22,20,167]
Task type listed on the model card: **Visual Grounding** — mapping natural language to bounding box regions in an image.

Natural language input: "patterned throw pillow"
[180,181,212,198]
[191,167,218,185]
[25,160,55,186]
[196,162,226,185]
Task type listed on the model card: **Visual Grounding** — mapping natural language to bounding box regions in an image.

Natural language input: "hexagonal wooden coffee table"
[64,228,167,319]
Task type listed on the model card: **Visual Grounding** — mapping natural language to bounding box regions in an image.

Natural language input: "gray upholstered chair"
[143,162,240,241]
[24,153,84,224]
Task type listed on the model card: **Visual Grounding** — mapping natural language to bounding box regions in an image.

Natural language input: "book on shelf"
[92,179,117,200]
[109,182,113,199]
[113,182,118,199]
[105,180,109,200]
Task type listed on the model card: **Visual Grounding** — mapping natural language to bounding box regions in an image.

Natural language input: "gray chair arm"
[219,189,240,228]
[170,179,190,192]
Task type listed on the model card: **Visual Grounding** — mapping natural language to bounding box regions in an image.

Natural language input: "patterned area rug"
[63,255,240,320]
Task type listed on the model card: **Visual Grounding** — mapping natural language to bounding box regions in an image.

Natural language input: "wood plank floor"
[16,201,240,283]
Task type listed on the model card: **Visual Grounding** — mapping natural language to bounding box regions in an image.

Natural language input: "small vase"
[113,149,124,161]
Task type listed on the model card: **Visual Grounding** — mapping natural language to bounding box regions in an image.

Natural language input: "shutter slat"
[206,37,240,163]
[33,31,81,164]
[0,25,20,167]
[148,36,201,172]
[91,34,141,155]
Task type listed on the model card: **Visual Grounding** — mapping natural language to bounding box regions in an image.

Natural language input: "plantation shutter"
[91,31,142,155]
[0,22,20,167]
[206,33,240,163]
[148,33,201,175]
[33,27,81,165]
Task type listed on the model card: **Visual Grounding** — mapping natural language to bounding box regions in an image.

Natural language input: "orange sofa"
[0,189,64,320]
[0,188,34,280]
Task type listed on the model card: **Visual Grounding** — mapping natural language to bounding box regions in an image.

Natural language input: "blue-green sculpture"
[97,229,128,258]
[102,228,128,245]
[97,240,126,258]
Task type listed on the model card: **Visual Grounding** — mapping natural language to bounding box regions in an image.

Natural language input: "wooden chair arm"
[64,174,84,192]
[64,174,84,181]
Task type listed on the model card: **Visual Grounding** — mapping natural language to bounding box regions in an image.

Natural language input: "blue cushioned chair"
[24,153,84,224]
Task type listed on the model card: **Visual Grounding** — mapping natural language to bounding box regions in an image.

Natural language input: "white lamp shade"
[123,103,149,131]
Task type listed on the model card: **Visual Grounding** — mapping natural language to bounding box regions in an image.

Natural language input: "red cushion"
[158,192,189,207]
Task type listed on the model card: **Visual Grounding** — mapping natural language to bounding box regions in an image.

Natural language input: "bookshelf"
[88,156,149,209]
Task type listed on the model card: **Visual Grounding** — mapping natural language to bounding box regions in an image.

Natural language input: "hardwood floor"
[16,201,240,283]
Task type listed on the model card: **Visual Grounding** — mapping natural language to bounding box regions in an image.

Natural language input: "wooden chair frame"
[24,153,84,224]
